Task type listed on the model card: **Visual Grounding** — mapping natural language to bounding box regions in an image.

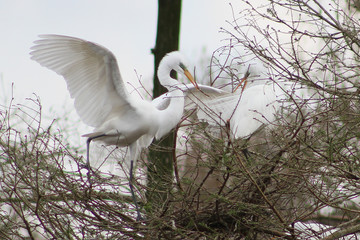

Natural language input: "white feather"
[184,81,285,139]
[30,35,197,167]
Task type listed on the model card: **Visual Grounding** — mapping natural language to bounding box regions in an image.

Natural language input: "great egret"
[30,34,198,221]
[185,72,284,140]
[177,72,285,204]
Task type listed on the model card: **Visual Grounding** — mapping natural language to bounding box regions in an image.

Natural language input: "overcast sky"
[0,0,246,114]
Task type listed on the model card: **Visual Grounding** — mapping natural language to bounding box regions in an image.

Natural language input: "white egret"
[30,35,198,221]
[177,72,285,203]
[185,72,284,140]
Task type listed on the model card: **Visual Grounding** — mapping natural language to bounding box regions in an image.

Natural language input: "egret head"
[158,51,198,89]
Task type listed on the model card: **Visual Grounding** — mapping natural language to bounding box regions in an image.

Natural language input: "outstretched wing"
[184,84,229,108]
[184,83,282,138]
[151,83,231,125]
[30,34,133,128]
[230,84,280,138]
[183,84,235,125]
[152,83,229,110]
[193,92,240,126]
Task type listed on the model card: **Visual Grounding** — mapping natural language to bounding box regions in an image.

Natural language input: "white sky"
[0,0,244,113]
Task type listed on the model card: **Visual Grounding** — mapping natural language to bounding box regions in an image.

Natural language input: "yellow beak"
[234,77,247,93]
[184,69,199,89]
[234,70,250,93]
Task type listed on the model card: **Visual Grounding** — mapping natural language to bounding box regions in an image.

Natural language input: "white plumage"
[30,34,198,221]
[184,78,284,140]
[30,34,285,221]
[30,35,197,168]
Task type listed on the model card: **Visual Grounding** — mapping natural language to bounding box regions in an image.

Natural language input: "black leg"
[242,148,251,160]
[242,137,252,161]
[129,160,143,221]
[82,134,106,183]
[85,137,92,169]
[82,134,107,169]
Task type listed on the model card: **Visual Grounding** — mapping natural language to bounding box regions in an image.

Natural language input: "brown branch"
[320,223,360,240]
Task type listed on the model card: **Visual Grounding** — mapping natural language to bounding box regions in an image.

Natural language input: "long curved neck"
[154,52,186,139]
[157,52,183,89]
[155,88,184,140]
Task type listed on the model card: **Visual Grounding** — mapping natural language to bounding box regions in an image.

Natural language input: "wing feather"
[185,83,282,138]
[196,93,241,126]
[30,34,133,127]
[182,84,235,124]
